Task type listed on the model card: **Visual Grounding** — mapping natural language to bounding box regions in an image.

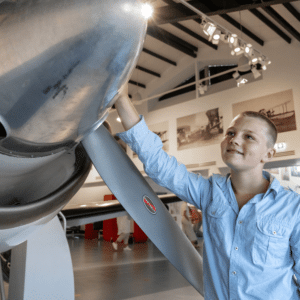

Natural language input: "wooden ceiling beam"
[136,66,161,78]
[154,0,298,25]
[142,48,177,66]
[147,26,197,57]
[129,80,146,89]
[283,3,300,22]
[249,9,292,44]
[262,6,300,42]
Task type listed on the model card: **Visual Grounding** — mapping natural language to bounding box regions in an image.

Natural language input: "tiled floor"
[3,235,204,300]
[70,235,204,300]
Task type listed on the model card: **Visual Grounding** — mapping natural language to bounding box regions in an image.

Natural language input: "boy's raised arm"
[114,85,141,131]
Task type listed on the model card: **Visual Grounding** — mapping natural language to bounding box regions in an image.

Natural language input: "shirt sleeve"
[117,116,209,209]
[290,205,300,292]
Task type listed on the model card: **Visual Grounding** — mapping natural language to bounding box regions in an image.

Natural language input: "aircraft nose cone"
[0,0,147,157]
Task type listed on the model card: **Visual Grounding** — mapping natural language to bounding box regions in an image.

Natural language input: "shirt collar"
[262,170,281,197]
[214,170,281,199]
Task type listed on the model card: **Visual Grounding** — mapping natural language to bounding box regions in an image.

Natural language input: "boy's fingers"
[120,83,128,97]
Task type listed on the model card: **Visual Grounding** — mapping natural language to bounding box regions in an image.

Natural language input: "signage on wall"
[274,142,287,152]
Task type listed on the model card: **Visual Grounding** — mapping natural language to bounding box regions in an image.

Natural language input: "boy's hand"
[115,83,141,131]
[119,83,128,97]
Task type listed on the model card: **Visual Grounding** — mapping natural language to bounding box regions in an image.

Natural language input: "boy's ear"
[261,148,276,163]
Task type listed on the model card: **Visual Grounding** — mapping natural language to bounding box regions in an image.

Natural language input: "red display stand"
[85,223,98,240]
[102,194,148,243]
[133,222,148,243]
[103,194,118,242]
[103,218,118,242]
[104,194,117,201]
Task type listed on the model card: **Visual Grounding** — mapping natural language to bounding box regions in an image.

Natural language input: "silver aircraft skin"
[0,0,146,251]
[0,0,146,154]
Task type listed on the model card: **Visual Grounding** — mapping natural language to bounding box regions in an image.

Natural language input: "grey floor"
[3,235,204,300]
[70,235,204,300]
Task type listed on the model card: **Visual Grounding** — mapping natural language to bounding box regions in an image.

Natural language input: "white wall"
[66,39,300,208]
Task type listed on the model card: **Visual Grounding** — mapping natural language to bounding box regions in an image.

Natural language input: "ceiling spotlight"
[116,117,121,122]
[203,22,217,37]
[213,29,221,40]
[232,71,248,87]
[259,56,271,70]
[232,71,240,79]
[237,77,248,87]
[212,29,221,44]
[235,48,245,56]
[230,44,244,56]
[141,3,153,19]
[220,33,230,43]
[251,56,259,64]
[251,65,261,79]
[229,34,238,47]
[244,44,253,56]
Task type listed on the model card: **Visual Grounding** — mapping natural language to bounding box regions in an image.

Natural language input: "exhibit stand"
[8,216,74,300]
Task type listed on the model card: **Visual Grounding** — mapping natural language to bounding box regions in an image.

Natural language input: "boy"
[114,90,300,300]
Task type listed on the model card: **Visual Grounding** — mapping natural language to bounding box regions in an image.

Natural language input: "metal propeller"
[82,124,204,295]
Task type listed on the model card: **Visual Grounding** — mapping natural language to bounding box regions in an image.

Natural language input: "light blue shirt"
[118,116,300,300]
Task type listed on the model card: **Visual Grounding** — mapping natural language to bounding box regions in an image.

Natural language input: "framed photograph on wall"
[232,89,296,133]
[281,167,290,181]
[176,107,224,151]
[291,166,300,178]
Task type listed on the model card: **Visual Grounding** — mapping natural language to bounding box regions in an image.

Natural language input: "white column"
[8,216,74,300]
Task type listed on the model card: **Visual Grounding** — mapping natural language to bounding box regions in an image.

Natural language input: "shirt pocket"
[207,202,229,248]
[252,218,291,268]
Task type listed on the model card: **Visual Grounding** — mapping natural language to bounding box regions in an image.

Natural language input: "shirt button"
[239,221,243,224]
[235,247,238,250]
[232,271,237,275]
[273,231,276,235]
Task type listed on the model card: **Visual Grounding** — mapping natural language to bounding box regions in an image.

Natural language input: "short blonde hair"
[241,111,277,147]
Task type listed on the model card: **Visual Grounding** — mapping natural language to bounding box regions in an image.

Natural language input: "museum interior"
[0,0,300,299]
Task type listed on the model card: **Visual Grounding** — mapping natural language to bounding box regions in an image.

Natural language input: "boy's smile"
[221,115,274,172]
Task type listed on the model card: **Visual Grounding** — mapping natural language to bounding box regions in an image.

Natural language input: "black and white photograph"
[291,166,300,178]
[176,108,224,151]
[281,167,290,181]
[232,89,296,133]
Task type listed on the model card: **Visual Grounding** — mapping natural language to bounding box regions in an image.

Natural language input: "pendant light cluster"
[201,19,271,86]
[177,0,271,88]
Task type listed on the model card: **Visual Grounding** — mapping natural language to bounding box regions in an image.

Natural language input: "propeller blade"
[82,124,204,295]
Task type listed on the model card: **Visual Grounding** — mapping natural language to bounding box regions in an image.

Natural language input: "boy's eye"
[226,131,234,136]
[246,135,254,140]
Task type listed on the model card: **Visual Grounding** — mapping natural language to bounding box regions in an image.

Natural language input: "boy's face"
[221,115,274,172]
